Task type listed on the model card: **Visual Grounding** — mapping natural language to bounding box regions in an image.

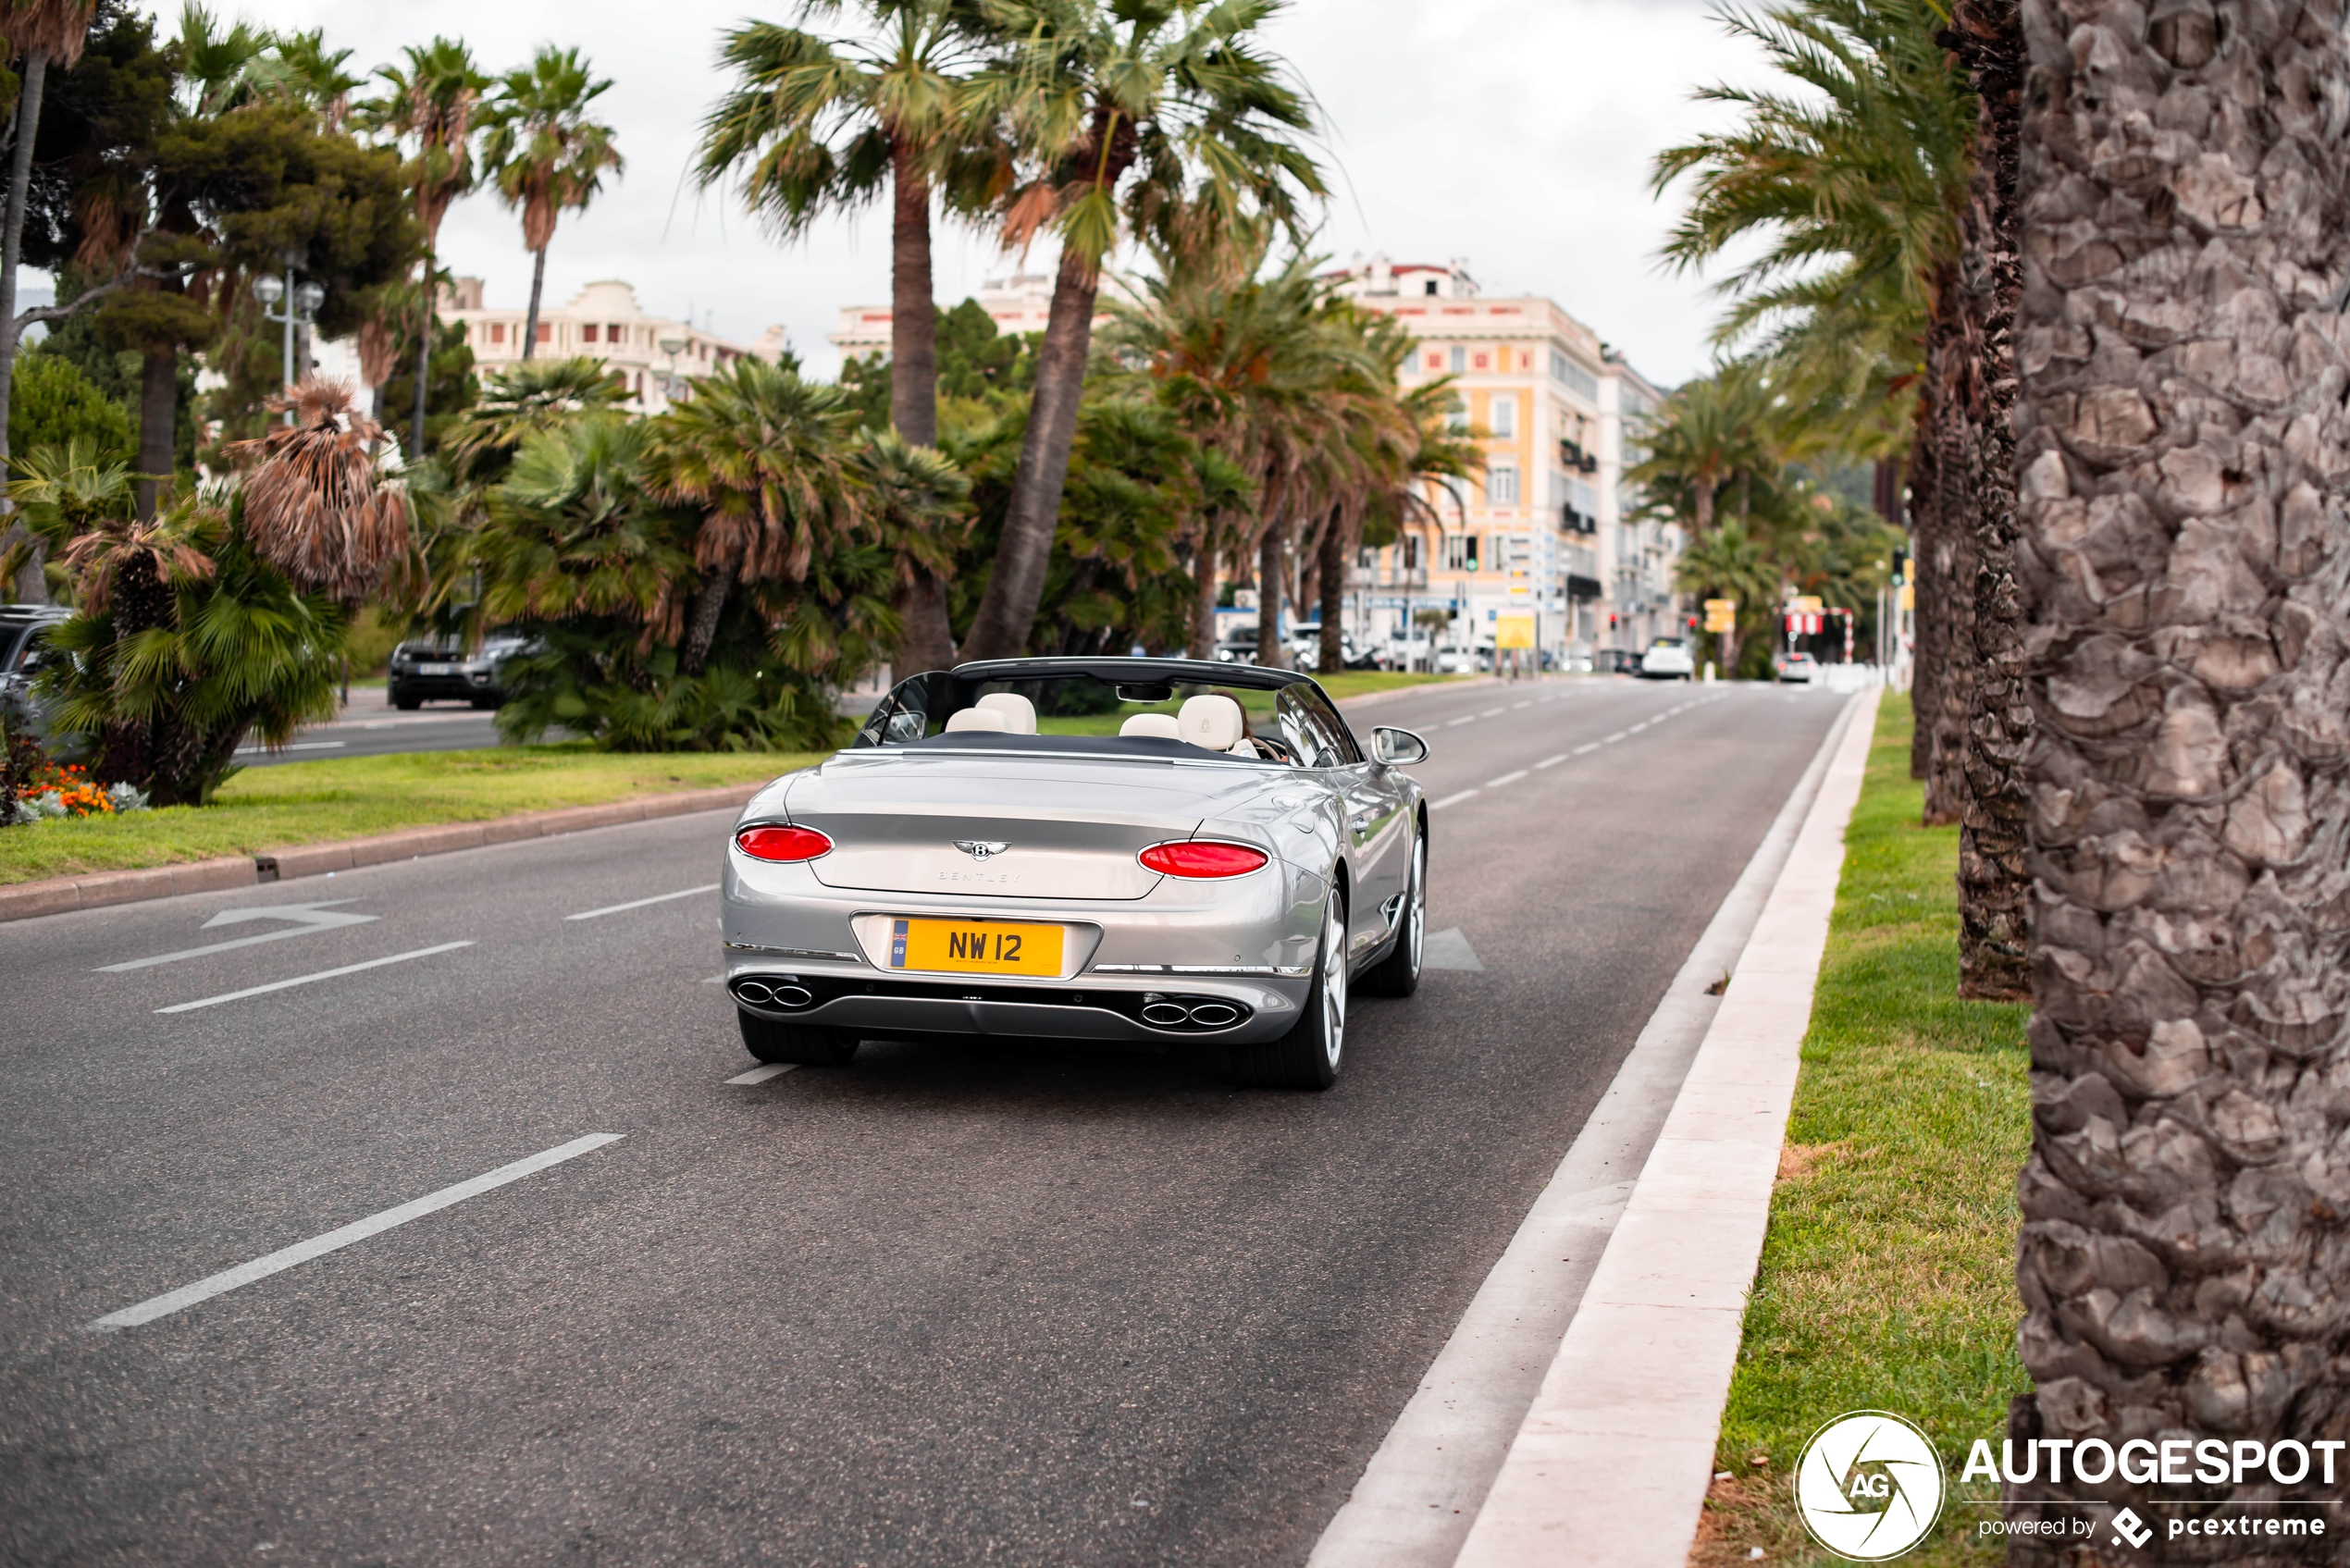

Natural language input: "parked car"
[1639,636,1696,681]
[0,604,70,741]
[387,634,533,710]
[1597,648,1639,675]
[1287,624,1390,671]
[1384,631,1435,671]
[1774,650,1819,684]
[729,656,1434,1088]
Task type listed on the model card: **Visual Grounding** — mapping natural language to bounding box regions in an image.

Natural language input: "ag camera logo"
[1794,1411,1946,1561]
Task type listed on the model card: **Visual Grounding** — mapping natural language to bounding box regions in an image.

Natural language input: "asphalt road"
[1,675,1847,1567]
[234,698,512,766]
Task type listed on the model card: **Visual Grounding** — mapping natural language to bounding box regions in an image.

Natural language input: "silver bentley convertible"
[719,657,1431,1089]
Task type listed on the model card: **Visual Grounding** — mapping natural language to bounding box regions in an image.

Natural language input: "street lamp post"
[253,265,326,426]
[657,335,687,405]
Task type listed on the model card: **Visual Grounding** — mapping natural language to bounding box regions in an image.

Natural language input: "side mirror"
[1372,726,1429,766]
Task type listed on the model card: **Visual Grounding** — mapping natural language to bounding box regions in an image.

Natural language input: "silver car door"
[1276,685,1404,955]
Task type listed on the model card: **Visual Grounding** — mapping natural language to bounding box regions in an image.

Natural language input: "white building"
[1329,255,1682,662]
[828,269,1124,360]
[439,278,790,413]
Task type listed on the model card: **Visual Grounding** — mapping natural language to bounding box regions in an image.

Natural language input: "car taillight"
[1139,840,1269,878]
[735,824,833,862]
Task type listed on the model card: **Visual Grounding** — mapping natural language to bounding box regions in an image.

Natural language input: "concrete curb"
[0,784,764,924]
[1449,685,1880,1568]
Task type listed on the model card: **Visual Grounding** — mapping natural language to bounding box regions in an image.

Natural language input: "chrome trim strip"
[724,942,863,963]
[1091,963,1312,978]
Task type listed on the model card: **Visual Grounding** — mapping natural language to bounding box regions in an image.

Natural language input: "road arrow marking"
[94,901,380,972]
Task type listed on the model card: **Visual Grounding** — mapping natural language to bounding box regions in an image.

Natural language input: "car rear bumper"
[390,672,503,702]
[724,964,1305,1044]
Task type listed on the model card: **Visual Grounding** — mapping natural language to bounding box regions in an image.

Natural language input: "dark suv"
[0,604,70,737]
[387,635,531,710]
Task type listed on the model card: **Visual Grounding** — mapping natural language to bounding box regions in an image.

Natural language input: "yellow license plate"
[890,918,1064,976]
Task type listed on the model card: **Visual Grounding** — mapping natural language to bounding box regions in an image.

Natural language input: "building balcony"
[1348,565,1429,590]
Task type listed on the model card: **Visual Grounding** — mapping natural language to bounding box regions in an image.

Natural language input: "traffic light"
[1891,547,1909,583]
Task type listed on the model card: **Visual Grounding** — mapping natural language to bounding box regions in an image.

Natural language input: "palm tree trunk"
[1256,520,1286,670]
[521,245,547,362]
[1906,417,1938,779]
[0,50,49,602]
[2005,0,2350,1554]
[958,246,1099,661]
[1193,516,1219,659]
[410,250,435,455]
[885,141,952,676]
[136,346,176,521]
[1948,0,2030,1003]
[1925,327,1976,828]
[682,568,731,676]
[1318,509,1346,674]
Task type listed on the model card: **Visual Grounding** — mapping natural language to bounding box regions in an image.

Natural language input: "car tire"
[1360,830,1425,998]
[391,687,421,711]
[1230,889,1347,1090]
[739,1011,859,1066]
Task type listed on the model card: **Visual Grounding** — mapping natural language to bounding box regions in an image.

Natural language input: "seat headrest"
[945,707,1009,733]
[975,692,1037,735]
[1177,694,1245,752]
[1119,712,1181,739]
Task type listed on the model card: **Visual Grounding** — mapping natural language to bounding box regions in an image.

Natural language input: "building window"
[1449,345,1466,374]
[1445,394,1467,433]
[1550,350,1599,401]
[584,324,600,343]
[1425,278,1440,296]
[1443,534,1480,572]
[1425,352,1441,372]
[1490,463,1519,505]
[537,322,552,342]
[1357,546,1377,569]
[489,321,505,344]
[608,323,624,341]
[1472,351,1489,370]
[1402,535,1420,571]
[1490,395,1515,438]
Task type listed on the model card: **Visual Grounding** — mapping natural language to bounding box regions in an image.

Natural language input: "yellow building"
[1330,257,1681,664]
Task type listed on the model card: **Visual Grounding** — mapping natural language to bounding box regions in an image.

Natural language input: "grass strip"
[0,745,819,885]
[1691,693,2030,1566]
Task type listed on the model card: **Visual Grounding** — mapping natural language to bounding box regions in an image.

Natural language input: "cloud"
[121,0,1761,388]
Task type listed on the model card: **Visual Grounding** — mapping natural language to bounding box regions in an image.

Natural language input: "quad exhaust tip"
[733,980,812,1008]
[1140,995,1247,1031]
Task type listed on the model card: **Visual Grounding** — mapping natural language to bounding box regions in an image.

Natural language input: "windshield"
[852,669,1359,768]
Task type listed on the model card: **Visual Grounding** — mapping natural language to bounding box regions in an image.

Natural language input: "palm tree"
[172,4,272,115]
[642,357,868,674]
[853,428,968,661]
[481,47,623,364]
[362,38,488,456]
[224,377,412,602]
[1651,0,1973,810]
[2005,0,2349,1545]
[1674,519,1780,673]
[1626,363,1786,537]
[443,355,628,487]
[0,0,96,534]
[248,28,361,130]
[954,0,1325,662]
[696,0,993,676]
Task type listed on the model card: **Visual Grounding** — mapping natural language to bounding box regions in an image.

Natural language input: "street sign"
[1703,599,1737,634]
[1791,595,1824,614]
[1495,613,1535,649]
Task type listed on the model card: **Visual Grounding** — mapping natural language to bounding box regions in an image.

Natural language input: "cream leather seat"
[1177,694,1260,758]
[1119,712,1181,739]
[944,707,1009,734]
[975,692,1037,734]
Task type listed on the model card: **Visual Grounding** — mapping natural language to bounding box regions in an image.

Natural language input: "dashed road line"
[566,883,721,921]
[1486,770,1528,788]
[1511,701,1532,710]
[1535,754,1569,770]
[155,943,476,1014]
[1429,789,1480,810]
[1480,707,1506,718]
[1602,732,1627,745]
[85,1133,625,1330]
[1446,716,1478,728]
[726,1064,797,1086]
[1574,742,1602,756]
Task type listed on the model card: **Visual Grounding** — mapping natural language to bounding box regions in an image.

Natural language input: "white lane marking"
[233,740,347,755]
[1628,722,1650,733]
[1602,732,1627,744]
[1512,700,1532,710]
[86,1133,625,1330]
[726,1064,798,1085]
[699,975,725,984]
[1422,928,1485,971]
[1574,743,1602,756]
[1535,754,1569,770]
[1487,770,1528,788]
[155,943,474,1014]
[1429,789,1480,810]
[1480,707,1506,718]
[1446,715,1478,728]
[96,901,377,972]
[565,883,722,921]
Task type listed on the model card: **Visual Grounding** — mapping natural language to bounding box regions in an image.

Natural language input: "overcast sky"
[123,0,1759,389]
